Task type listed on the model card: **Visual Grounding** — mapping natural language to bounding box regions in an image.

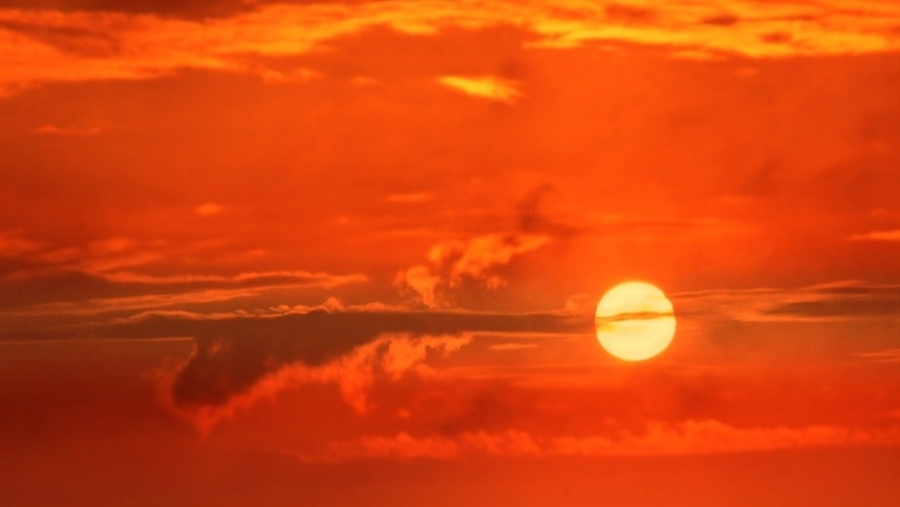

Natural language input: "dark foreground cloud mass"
[87,309,588,408]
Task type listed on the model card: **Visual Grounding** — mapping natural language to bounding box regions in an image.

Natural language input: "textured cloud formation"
[437,75,522,104]
[66,308,587,432]
[0,230,367,318]
[160,332,472,434]
[396,233,550,307]
[2,0,898,95]
[1,269,367,318]
[294,420,900,461]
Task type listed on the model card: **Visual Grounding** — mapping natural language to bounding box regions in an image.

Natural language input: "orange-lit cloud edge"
[1,0,899,96]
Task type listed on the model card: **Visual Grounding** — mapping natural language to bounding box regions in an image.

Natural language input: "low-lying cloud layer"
[160,332,474,434]
[672,280,900,322]
[85,308,585,432]
[283,420,900,461]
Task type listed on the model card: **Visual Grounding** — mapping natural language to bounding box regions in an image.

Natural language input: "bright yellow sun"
[595,281,676,361]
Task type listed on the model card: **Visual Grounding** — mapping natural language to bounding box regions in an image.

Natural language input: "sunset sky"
[1,1,899,505]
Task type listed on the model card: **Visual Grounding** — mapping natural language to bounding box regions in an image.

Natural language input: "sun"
[595,281,676,361]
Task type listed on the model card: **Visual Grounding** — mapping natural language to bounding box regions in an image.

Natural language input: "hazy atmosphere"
[1,1,899,505]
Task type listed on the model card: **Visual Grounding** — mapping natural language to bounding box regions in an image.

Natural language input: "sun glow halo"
[595,282,676,361]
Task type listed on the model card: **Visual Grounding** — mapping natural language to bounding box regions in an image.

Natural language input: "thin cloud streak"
[847,229,900,241]
[284,420,900,461]
[1,271,368,318]
[29,123,102,136]
[856,348,900,364]
[672,280,900,323]
[437,75,522,104]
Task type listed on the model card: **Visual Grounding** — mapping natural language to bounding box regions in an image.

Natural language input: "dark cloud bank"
[2,310,588,408]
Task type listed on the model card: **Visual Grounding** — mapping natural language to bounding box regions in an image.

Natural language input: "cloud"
[0,231,42,256]
[1,233,162,280]
[15,307,585,432]
[847,229,900,242]
[30,123,102,136]
[856,348,900,364]
[549,420,900,456]
[396,233,550,307]
[160,333,473,433]
[448,234,550,287]
[393,185,573,308]
[395,265,443,308]
[194,203,224,216]
[296,419,900,461]
[437,75,522,104]
[2,1,898,95]
[490,343,539,351]
[321,430,540,461]
[0,0,257,20]
[0,233,367,314]
[104,298,399,325]
[1,270,367,316]
[257,66,320,84]
[385,192,433,204]
[672,280,900,323]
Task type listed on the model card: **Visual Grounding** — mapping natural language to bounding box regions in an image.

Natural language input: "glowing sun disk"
[595,281,676,361]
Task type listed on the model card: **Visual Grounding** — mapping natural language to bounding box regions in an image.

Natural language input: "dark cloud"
[0,0,257,20]
[755,284,900,319]
[672,282,900,323]
[764,298,900,319]
[516,184,581,237]
[0,19,121,57]
[11,309,585,407]
[806,285,900,297]
[0,0,355,21]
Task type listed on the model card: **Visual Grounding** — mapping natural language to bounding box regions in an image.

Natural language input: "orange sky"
[1,1,899,506]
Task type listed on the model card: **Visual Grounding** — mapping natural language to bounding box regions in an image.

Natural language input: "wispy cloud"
[30,123,102,136]
[673,280,900,323]
[0,231,43,256]
[437,75,522,104]
[490,343,539,351]
[396,233,550,307]
[385,192,433,204]
[0,231,368,316]
[257,66,320,84]
[287,420,900,461]
[847,229,900,242]
[2,271,368,317]
[856,348,900,364]
[194,203,224,217]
